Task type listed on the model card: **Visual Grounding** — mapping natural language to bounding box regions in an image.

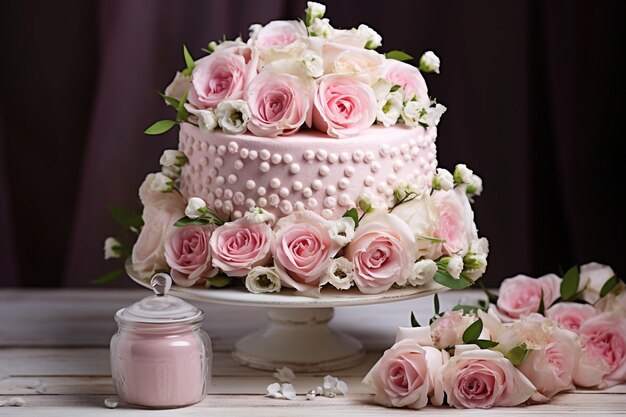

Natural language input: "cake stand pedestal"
[126,261,445,372]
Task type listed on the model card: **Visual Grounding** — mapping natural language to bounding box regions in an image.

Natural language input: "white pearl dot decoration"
[321,209,333,219]
[377,182,386,192]
[201,156,210,166]
[271,154,282,164]
[234,192,245,204]
[239,148,249,158]
[418,157,427,167]
[216,176,225,186]
[324,197,337,208]
[294,201,305,211]
[404,154,411,162]
[303,149,315,161]
[338,193,351,206]
[371,162,381,173]
[306,198,318,208]
[209,167,217,177]
[224,200,233,212]
[233,210,243,219]
[257,187,266,196]
[353,150,364,162]
[283,153,293,163]
[279,200,293,214]
[387,174,397,184]
[391,147,400,156]
[303,187,313,198]
[234,160,244,170]
[260,162,270,172]
[380,145,390,157]
[427,151,436,162]
[327,185,337,195]
[208,145,216,155]
[364,176,375,186]
[328,153,338,164]
[215,187,224,197]
[245,198,256,208]
[215,157,224,167]
[194,141,201,151]
[227,174,237,184]
[289,163,300,174]
[338,178,350,189]
[339,152,350,162]
[316,149,328,161]
[268,194,280,206]
[249,150,258,160]
[393,160,404,172]
[293,181,303,191]
[246,180,256,190]
[344,166,355,177]
[401,144,409,155]
[214,199,223,209]
[279,187,290,198]
[319,165,330,176]
[200,142,208,151]
[228,141,239,154]
[260,149,271,161]
[224,189,233,199]
[270,178,281,189]
[364,151,375,162]
[409,139,416,146]
[257,197,267,207]
[312,180,323,190]
[217,145,226,156]
[411,147,420,158]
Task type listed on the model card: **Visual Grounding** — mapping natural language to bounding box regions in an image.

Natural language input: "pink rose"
[430,311,479,350]
[132,174,185,275]
[578,312,626,387]
[433,346,536,409]
[312,74,377,138]
[345,212,417,294]
[494,274,562,321]
[164,225,218,287]
[574,347,611,388]
[430,186,478,257]
[271,211,340,292]
[188,46,256,109]
[382,59,429,102]
[578,262,618,304]
[362,339,445,409]
[209,218,272,276]
[250,20,307,51]
[245,70,313,137]
[545,302,599,331]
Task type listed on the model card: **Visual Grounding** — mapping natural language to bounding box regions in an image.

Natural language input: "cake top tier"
[145,2,446,140]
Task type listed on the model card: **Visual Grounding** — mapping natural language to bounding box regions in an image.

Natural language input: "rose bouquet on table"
[363,262,625,409]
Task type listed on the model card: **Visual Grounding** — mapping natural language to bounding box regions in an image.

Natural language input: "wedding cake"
[106,2,488,295]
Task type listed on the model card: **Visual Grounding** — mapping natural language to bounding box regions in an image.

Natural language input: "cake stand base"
[232,307,365,372]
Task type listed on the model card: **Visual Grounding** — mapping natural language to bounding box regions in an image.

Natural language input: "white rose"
[325,45,385,83]
[150,172,173,193]
[185,197,208,219]
[309,17,333,37]
[160,150,187,168]
[244,207,276,225]
[104,237,122,260]
[301,53,324,77]
[305,2,326,24]
[432,168,454,191]
[445,255,464,279]
[408,259,437,286]
[186,106,218,133]
[245,266,281,293]
[322,257,354,290]
[420,103,446,127]
[391,196,440,260]
[419,51,441,74]
[377,90,403,127]
[356,24,382,49]
[216,100,250,134]
[401,100,422,127]
[329,217,356,246]
[453,164,474,185]
[164,71,191,102]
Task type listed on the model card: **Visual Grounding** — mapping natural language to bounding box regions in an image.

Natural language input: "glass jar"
[110,274,212,408]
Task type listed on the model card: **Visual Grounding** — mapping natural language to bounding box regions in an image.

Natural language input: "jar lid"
[115,273,203,324]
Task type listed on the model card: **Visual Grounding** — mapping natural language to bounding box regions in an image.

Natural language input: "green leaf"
[108,205,143,229]
[600,275,619,298]
[182,44,195,76]
[145,119,177,135]
[176,90,190,122]
[385,50,413,61]
[91,269,122,285]
[560,265,580,301]
[419,236,447,244]
[433,270,473,290]
[462,318,483,344]
[208,275,232,288]
[158,91,180,108]
[474,339,499,349]
[342,208,359,228]
[479,281,499,304]
[411,312,420,327]
[538,289,545,315]
[174,217,211,227]
[434,293,440,315]
[505,343,531,365]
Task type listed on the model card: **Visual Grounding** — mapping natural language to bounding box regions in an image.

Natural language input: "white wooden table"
[0,289,624,416]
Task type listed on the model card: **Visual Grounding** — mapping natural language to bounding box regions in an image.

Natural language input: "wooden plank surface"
[0,289,624,416]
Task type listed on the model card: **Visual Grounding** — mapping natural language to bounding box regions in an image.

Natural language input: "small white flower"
[186,105,218,133]
[216,99,250,134]
[329,218,355,246]
[408,259,437,286]
[322,257,354,290]
[207,41,218,53]
[150,172,173,193]
[453,163,474,185]
[103,237,121,260]
[281,383,297,400]
[161,165,181,180]
[376,90,403,127]
[309,17,333,37]
[421,103,447,127]
[306,1,326,24]
[185,197,208,219]
[357,24,382,49]
[273,367,296,382]
[301,53,324,78]
[467,174,483,198]
[393,181,419,203]
[446,255,464,279]
[401,100,422,127]
[464,238,489,280]
[432,168,454,191]
[244,207,276,224]
[372,78,393,101]
[358,191,387,212]
[249,23,263,39]
[160,150,187,168]
[419,50,441,74]
[246,266,281,294]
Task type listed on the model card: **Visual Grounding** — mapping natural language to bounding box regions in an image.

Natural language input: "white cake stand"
[126,261,445,372]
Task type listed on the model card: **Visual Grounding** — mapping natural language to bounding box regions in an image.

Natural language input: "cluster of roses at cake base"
[106,151,487,295]
[147,2,446,139]
[363,262,625,409]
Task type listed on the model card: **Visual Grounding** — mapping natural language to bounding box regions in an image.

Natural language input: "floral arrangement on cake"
[363,262,626,409]
[144,2,446,139]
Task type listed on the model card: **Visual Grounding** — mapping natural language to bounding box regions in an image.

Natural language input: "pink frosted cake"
[106,2,488,295]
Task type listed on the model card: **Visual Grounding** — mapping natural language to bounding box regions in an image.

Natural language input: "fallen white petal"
[0,397,25,407]
[336,380,349,395]
[266,382,282,396]
[323,375,339,391]
[104,398,118,409]
[24,379,41,389]
[281,383,296,400]
[272,366,296,382]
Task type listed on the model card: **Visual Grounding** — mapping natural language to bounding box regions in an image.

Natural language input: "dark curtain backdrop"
[0,0,624,287]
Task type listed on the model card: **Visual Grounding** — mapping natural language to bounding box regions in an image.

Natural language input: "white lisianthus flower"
[393,181,419,203]
[186,106,218,133]
[244,207,276,225]
[329,217,356,246]
[309,17,333,37]
[408,259,437,286]
[164,71,191,103]
[305,2,326,25]
[185,197,208,219]
[357,191,387,213]
[160,150,187,168]
[446,255,464,279]
[249,23,263,39]
[467,174,483,198]
[377,91,403,127]
[150,172,173,193]
[246,266,281,293]
[463,238,489,281]
[322,257,354,290]
[401,100,422,127]
[301,53,324,78]
[453,163,474,185]
[161,165,181,180]
[216,100,250,134]
[420,103,447,127]
[207,41,218,53]
[356,24,382,49]
[419,50,441,74]
[432,168,454,191]
[372,78,393,101]
[104,237,122,260]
